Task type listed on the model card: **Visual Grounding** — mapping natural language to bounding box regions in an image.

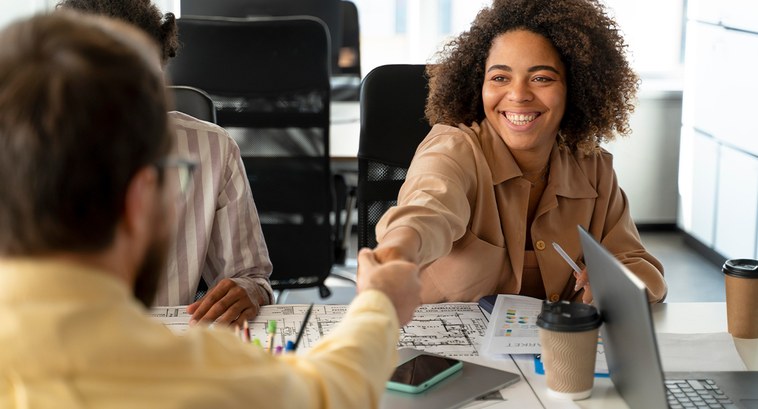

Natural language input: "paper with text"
[481,295,543,356]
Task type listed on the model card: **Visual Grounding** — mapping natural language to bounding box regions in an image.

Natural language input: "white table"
[330,101,360,161]
[652,302,757,369]
[475,302,757,408]
[152,302,755,408]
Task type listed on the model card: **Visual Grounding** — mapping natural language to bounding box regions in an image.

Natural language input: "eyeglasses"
[153,157,197,196]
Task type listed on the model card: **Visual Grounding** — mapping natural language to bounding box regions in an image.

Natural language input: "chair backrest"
[168,16,331,129]
[167,85,217,123]
[357,64,432,249]
[168,16,334,294]
[338,0,360,77]
[180,0,341,73]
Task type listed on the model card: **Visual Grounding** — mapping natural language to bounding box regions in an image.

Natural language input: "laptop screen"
[578,227,669,408]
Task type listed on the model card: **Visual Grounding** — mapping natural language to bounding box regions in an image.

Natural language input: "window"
[351,0,685,79]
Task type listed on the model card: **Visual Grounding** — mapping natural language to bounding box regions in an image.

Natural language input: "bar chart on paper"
[481,295,543,356]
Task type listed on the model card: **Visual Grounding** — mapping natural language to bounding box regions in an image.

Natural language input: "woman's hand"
[574,269,593,304]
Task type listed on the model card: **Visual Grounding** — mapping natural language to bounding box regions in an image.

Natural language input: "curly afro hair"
[57,0,179,63]
[425,0,639,154]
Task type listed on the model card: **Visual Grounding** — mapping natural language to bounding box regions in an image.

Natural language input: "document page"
[481,295,543,356]
[150,303,490,358]
[149,306,191,333]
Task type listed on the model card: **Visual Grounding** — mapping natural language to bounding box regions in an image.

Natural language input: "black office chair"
[168,16,335,299]
[167,85,217,124]
[337,0,360,77]
[330,0,361,102]
[357,64,432,249]
[181,0,342,74]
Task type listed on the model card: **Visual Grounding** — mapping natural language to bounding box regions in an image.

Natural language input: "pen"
[552,242,582,275]
[293,303,314,351]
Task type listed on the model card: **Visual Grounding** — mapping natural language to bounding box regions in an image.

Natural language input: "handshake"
[356,248,421,326]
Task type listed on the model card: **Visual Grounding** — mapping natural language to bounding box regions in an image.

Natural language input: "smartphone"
[386,353,463,394]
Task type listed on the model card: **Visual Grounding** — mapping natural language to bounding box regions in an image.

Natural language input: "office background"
[2,0,755,303]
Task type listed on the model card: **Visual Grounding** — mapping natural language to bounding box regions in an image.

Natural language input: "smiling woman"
[481,30,567,172]
[372,0,668,306]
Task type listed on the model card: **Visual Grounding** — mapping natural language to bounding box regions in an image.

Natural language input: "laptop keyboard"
[666,379,737,409]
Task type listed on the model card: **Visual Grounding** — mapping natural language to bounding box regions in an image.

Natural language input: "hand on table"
[357,248,421,326]
[574,269,594,304]
[187,278,262,326]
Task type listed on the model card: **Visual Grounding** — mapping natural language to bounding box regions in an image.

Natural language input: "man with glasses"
[0,11,420,407]
[57,0,273,326]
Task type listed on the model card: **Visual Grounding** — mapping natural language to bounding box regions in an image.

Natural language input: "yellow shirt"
[0,259,398,409]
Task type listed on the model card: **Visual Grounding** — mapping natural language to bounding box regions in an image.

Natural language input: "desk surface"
[330,101,360,160]
[152,301,755,409]
[652,302,756,370]
[482,302,757,409]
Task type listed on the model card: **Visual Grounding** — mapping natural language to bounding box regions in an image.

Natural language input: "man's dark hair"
[57,0,179,63]
[0,11,172,255]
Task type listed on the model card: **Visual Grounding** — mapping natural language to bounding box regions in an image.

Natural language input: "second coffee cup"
[723,258,758,339]
[537,300,602,400]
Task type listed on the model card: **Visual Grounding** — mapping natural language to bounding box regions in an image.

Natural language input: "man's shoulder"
[169,111,241,155]
[170,112,233,140]
[169,111,222,131]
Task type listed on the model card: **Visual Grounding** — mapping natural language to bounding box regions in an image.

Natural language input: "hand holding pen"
[552,242,593,304]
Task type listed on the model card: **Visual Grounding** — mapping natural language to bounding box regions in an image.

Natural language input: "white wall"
[604,85,683,225]
[678,0,758,260]
[0,0,51,28]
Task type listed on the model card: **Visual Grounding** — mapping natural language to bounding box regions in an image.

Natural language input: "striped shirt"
[155,112,273,306]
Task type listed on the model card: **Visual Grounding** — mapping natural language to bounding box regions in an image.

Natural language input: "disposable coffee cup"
[722,259,758,339]
[537,300,602,400]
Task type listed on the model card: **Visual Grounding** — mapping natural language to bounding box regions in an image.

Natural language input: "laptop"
[578,227,758,409]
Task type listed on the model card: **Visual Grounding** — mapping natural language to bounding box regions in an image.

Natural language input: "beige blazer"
[376,120,667,303]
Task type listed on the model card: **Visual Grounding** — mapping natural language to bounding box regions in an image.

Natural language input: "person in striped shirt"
[58,0,273,326]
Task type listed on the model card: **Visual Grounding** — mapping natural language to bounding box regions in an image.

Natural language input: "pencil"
[293,303,314,351]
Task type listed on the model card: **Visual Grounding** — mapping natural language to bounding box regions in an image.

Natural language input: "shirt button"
[549,293,560,302]
[535,240,546,250]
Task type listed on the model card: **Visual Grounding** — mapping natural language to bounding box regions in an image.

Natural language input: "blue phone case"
[386,355,464,394]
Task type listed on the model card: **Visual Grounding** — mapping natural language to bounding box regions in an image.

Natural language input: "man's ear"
[121,166,160,242]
